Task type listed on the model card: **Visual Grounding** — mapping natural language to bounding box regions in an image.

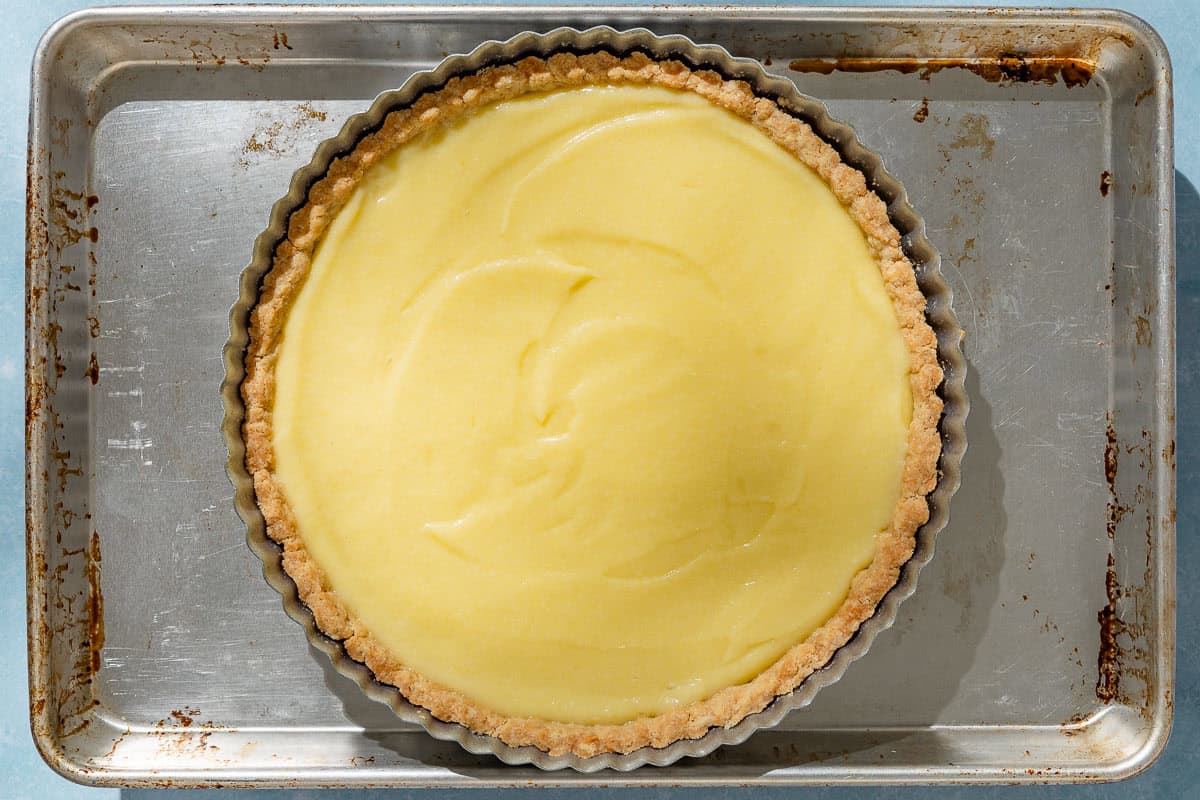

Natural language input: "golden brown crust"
[242,52,943,758]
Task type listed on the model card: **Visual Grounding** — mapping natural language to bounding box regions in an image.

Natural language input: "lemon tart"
[242,51,943,758]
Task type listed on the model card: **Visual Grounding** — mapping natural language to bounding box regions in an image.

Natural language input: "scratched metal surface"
[25,5,1174,788]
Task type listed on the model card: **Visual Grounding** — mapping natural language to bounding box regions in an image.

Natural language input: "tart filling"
[244,52,942,757]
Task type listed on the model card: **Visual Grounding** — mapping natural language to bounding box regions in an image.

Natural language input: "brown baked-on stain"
[102,727,131,759]
[1134,315,1152,347]
[1061,710,1090,737]
[186,40,226,69]
[239,103,329,167]
[1107,499,1130,540]
[1104,415,1118,486]
[86,531,104,674]
[48,181,100,248]
[950,114,996,160]
[60,716,92,739]
[1100,170,1112,197]
[788,55,1094,87]
[85,352,99,385]
[151,708,224,758]
[1096,553,1122,702]
[272,31,293,51]
[27,370,45,428]
[913,97,930,123]
[1104,415,1122,540]
[170,709,195,727]
[236,55,271,73]
[954,237,977,269]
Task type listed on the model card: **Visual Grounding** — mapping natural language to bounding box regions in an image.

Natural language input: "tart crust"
[242,52,943,758]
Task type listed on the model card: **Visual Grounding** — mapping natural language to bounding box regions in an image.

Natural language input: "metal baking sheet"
[26,4,1175,788]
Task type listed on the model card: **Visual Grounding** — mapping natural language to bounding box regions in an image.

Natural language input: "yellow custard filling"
[272,85,913,725]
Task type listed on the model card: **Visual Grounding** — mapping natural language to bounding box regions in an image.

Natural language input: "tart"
[242,51,943,758]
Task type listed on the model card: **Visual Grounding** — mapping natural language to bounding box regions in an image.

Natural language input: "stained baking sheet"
[26,4,1175,787]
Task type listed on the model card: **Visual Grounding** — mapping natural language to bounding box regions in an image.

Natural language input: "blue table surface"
[2,1,1195,798]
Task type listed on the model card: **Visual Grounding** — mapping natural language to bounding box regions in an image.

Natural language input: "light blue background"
[2,2,1195,798]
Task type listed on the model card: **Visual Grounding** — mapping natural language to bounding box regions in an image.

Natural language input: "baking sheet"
[26,4,1175,787]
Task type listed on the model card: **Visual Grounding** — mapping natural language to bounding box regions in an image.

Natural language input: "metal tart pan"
[220,25,968,772]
